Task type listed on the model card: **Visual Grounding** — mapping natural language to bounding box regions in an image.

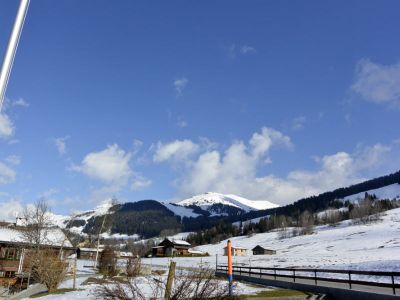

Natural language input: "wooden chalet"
[0,223,74,287]
[152,238,191,257]
[223,245,248,256]
[252,245,276,255]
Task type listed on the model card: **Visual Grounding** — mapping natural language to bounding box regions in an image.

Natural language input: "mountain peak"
[175,192,278,212]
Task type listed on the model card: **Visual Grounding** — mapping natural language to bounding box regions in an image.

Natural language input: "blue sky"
[0,0,399,218]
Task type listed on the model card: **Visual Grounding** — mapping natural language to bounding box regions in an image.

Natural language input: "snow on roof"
[79,247,103,252]
[0,226,73,248]
[252,245,275,250]
[171,239,190,246]
[188,249,205,254]
[224,245,248,250]
[119,251,134,257]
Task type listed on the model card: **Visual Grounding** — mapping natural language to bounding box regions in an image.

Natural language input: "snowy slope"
[162,202,200,218]
[176,192,278,212]
[344,183,400,202]
[62,199,114,235]
[142,208,400,271]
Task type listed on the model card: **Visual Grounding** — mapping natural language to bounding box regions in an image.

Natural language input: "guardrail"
[216,265,400,295]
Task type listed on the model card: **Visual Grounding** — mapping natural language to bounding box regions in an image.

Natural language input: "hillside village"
[0,175,398,298]
[1,0,400,298]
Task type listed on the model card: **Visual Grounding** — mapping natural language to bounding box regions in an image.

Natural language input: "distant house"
[0,223,74,286]
[223,246,248,256]
[252,245,276,255]
[77,247,103,260]
[152,238,191,257]
[117,251,135,259]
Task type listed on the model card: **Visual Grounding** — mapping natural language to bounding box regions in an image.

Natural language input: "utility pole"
[0,0,30,112]
[94,214,107,269]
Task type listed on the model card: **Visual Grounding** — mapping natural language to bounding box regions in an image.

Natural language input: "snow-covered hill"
[175,192,278,212]
[344,183,400,202]
[142,207,400,271]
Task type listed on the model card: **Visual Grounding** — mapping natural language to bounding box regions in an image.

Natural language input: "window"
[0,247,20,260]
[5,271,15,278]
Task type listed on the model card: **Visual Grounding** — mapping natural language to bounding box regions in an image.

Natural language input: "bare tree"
[126,257,141,277]
[29,249,68,293]
[95,266,230,300]
[20,199,52,250]
[299,210,314,235]
[94,278,145,300]
[19,200,69,292]
[99,246,118,276]
[168,267,229,300]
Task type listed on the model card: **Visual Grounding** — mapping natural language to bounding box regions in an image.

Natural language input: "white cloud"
[131,175,152,191]
[240,45,257,55]
[0,162,16,184]
[53,136,69,155]
[157,127,396,205]
[153,139,199,163]
[249,127,292,158]
[132,139,143,153]
[227,44,257,59]
[71,144,132,183]
[351,59,400,107]
[12,98,29,107]
[176,119,188,128]
[0,199,23,221]
[292,116,307,130]
[174,78,188,96]
[0,113,15,139]
[5,155,20,165]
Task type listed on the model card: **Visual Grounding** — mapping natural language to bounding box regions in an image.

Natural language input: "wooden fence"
[216,264,400,295]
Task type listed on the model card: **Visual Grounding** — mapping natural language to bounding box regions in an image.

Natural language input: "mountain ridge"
[60,170,400,240]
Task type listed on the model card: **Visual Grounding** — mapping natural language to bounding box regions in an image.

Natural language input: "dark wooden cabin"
[252,245,276,255]
[152,238,190,257]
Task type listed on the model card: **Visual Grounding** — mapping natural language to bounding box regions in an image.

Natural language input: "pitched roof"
[159,238,191,246]
[79,247,103,252]
[252,245,275,251]
[223,245,248,250]
[0,226,73,248]
[171,239,190,246]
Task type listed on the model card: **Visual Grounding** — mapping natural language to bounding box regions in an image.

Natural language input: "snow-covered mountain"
[175,192,279,213]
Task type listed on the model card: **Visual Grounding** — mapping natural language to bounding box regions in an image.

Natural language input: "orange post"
[227,240,233,297]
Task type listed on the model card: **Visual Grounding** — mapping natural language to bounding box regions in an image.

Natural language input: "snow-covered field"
[143,208,400,271]
[24,259,270,300]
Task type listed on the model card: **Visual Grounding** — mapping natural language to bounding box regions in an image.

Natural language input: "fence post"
[293,269,296,282]
[348,271,352,289]
[260,268,262,278]
[314,270,317,285]
[165,261,176,300]
[274,269,276,280]
[249,267,252,275]
[392,274,396,295]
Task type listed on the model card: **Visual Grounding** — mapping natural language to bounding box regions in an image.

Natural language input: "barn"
[252,245,276,255]
[152,238,191,257]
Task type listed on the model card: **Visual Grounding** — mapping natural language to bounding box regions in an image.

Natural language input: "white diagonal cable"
[0,0,30,112]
